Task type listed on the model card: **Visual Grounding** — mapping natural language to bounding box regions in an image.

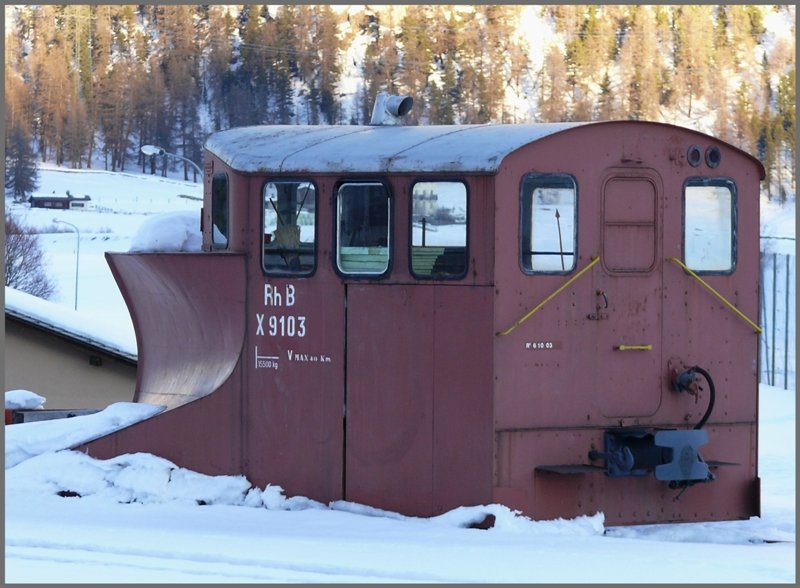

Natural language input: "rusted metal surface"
[81,120,762,525]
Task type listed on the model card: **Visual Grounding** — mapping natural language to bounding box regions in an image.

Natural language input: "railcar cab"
[197,104,763,524]
[95,95,762,526]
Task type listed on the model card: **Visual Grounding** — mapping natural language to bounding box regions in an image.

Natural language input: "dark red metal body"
[82,121,764,525]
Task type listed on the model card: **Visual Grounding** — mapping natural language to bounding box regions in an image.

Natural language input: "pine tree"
[597,71,615,120]
[672,6,715,118]
[157,6,203,178]
[540,45,569,122]
[5,125,39,202]
[398,5,433,124]
[426,7,459,125]
[204,7,237,130]
[618,5,664,121]
[28,6,71,164]
[316,5,344,124]
[271,5,299,125]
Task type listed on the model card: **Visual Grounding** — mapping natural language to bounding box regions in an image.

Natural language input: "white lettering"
[264,284,282,307]
[256,313,265,336]
[286,284,296,307]
[267,315,306,338]
[254,346,279,370]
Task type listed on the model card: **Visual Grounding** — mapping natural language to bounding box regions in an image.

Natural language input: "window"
[336,182,390,275]
[410,181,467,279]
[520,174,577,273]
[263,180,316,275]
[211,173,229,249]
[684,178,735,273]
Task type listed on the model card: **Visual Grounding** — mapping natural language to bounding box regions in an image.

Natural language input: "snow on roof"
[206,120,767,177]
[5,287,137,362]
[204,122,586,174]
[29,191,91,200]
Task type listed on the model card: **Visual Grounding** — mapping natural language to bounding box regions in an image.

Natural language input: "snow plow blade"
[106,252,246,409]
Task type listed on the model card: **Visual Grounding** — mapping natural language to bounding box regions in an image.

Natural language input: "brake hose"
[689,366,716,430]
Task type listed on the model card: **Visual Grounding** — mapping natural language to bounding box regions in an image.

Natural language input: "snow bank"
[128,211,202,253]
[5,390,46,410]
[5,399,603,534]
[330,499,605,535]
[5,402,164,469]
[5,447,603,535]
[6,451,254,506]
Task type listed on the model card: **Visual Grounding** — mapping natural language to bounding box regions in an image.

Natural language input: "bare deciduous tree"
[4,213,57,299]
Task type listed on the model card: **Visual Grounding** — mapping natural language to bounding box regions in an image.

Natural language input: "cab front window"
[263,180,316,275]
[684,178,735,273]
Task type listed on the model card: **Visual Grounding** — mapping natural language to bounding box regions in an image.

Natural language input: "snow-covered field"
[9,164,203,329]
[4,165,796,583]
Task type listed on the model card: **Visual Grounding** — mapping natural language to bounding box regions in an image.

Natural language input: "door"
[596,169,663,418]
[345,284,436,514]
[337,180,494,517]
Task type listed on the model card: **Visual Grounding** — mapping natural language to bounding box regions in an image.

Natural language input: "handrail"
[497,256,600,337]
[666,256,762,334]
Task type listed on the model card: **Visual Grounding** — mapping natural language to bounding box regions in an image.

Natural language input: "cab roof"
[204,121,765,178]
[204,122,583,174]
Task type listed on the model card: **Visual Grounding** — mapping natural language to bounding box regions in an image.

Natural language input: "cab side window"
[211,173,229,249]
[520,174,577,273]
[263,180,316,275]
[684,177,736,273]
[410,181,468,279]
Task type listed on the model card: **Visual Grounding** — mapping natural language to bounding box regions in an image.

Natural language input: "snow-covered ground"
[4,385,795,583]
[5,164,796,583]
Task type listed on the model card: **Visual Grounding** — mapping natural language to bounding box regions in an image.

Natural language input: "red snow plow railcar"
[81,96,764,525]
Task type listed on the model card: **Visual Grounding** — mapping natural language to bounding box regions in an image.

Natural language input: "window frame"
[408,178,469,281]
[333,179,393,279]
[261,178,318,277]
[682,176,737,275]
[519,172,579,275]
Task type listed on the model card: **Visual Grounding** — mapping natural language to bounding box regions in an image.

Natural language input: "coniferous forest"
[4,5,796,201]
